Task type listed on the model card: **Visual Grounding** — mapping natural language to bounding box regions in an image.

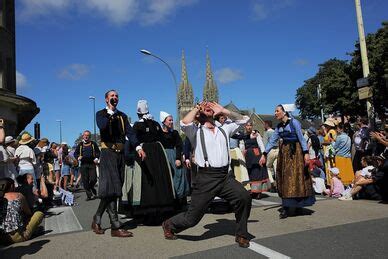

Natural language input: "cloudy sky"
[15,0,387,144]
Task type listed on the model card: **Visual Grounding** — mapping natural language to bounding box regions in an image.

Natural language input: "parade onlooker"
[324,167,344,198]
[4,136,19,184]
[352,118,371,171]
[0,119,8,178]
[15,134,37,188]
[59,145,72,191]
[333,123,354,186]
[322,120,337,184]
[0,178,44,245]
[340,155,386,201]
[260,105,315,219]
[74,130,100,200]
[311,166,326,195]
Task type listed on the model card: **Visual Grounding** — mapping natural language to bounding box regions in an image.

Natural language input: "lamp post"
[140,49,179,128]
[89,96,97,142]
[56,119,62,144]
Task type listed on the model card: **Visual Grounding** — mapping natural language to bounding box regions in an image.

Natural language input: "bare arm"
[181,104,201,125]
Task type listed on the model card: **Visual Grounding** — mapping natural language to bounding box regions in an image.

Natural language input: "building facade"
[0,0,39,136]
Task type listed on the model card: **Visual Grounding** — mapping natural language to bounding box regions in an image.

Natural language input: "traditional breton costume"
[264,118,315,210]
[74,139,100,199]
[132,101,175,222]
[165,116,252,239]
[235,132,270,194]
[93,106,139,230]
[159,111,190,203]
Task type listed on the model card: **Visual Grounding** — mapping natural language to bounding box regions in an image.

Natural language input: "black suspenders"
[199,126,229,167]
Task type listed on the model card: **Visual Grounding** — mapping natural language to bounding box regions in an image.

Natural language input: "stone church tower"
[177,50,194,123]
[202,50,219,103]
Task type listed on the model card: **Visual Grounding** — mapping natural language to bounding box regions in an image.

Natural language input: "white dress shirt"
[181,116,249,168]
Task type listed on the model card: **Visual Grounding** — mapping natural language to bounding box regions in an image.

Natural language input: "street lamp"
[140,49,179,128]
[56,119,62,144]
[89,96,97,142]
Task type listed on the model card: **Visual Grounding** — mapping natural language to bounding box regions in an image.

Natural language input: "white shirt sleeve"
[222,115,249,136]
[256,134,265,153]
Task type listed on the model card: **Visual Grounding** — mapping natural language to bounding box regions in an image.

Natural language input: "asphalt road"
[1,189,388,258]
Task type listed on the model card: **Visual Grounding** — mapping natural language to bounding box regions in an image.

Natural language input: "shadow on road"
[178,219,256,241]
[0,240,50,257]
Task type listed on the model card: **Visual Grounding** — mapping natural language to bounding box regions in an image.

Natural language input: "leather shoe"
[162,220,177,240]
[111,229,133,238]
[279,209,288,219]
[91,221,105,234]
[235,236,250,248]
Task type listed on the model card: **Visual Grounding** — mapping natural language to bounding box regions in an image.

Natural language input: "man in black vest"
[162,102,252,248]
[92,90,145,238]
[74,130,100,201]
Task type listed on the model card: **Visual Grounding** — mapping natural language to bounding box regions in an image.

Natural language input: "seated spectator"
[324,167,344,198]
[339,156,385,201]
[0,178,44,245]
[311,166,326,195]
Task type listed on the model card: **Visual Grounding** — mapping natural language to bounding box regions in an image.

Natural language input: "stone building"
[0,0,39,136]
[177,49,219,122]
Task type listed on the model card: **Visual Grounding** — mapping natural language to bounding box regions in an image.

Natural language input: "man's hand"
[259,156,266,166]
[185,159,191,169]
[208,102,224,116]
[137,149,146,161]
[304,153,310,166]
[175,160,182,167]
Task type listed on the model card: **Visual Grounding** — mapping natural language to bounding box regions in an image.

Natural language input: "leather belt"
[101,142,124,153]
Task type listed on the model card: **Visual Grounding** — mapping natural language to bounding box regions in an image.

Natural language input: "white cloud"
[18,0,198,26]
[252,2,268,21]
[251,0,294,21]
[19,0,71,20]
[140,0,197,25]
[215,68,243,84]
[294,58,309,66]
[58,64,90,80]
[16,71,28,88]
[82,0,139,25]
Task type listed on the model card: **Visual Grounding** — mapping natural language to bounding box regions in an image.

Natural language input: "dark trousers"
[94,197,120,230]
[169,167,252,237]
[80,163,97,198]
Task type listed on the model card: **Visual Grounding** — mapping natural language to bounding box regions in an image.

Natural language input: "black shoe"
[91,188,97,196]
[279,208,288,219]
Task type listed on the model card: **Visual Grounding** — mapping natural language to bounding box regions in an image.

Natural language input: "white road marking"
[249,241,291,259]
[44,206,83,235]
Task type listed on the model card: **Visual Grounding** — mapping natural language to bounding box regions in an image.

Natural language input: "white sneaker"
[338,195,353,201]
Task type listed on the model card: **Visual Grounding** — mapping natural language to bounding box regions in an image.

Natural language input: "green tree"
[349,21,388,120]
[296,59,363,119]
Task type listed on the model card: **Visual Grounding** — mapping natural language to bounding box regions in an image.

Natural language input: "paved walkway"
[1,191,388,258]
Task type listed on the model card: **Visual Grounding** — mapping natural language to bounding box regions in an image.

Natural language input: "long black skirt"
[134,142,175,215]
[98,149,125,198]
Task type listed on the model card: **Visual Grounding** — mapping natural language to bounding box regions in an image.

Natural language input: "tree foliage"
[296,22,388,120]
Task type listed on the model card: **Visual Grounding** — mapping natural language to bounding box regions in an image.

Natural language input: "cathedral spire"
[203,48,219,103]
[178,49,194,124]
[181,49,188,84]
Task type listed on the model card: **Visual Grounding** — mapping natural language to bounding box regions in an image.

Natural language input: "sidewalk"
[1,196,388,258]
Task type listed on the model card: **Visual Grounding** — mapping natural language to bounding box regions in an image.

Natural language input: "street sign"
[357,77,369,88]
[358,86,372,100]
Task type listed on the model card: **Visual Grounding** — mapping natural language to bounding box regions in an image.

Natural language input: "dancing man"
[162,102,252,248]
